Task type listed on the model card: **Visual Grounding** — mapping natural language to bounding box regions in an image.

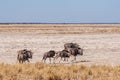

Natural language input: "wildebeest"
[55,50,71,63]
[42,50,56,63]
[68,48,83,61]
[64,43,83,61]
[64,43,80,51]
[17,49,33,63]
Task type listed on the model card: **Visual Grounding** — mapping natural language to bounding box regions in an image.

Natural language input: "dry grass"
[0,62,119,80]
[0,24,120,34]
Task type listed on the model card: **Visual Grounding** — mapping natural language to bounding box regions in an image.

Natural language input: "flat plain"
[0,24,120,65]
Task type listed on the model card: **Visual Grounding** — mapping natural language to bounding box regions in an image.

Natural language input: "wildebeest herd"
[17,43,83,63]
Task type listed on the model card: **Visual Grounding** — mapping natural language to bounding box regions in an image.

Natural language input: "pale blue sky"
[0,0,120,23]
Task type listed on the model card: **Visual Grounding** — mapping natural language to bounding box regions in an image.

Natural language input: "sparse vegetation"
[0,62,119,80]
[0,24,120,34]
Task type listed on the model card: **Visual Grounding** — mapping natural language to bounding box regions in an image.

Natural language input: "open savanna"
[0,24,120,34]
[0,24,120,80]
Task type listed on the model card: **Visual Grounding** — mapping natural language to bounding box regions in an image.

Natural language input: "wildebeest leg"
[19,59,23,64]
[74,56,76,61]
[43,58,46,63]
[19,60,21,63]
[66,58,68,62]
[18,59,20,63]
[49,58,51,64]
[44,59,46,63]
[21,60,23,64]
[71,56,76,62]
[27,59,30,62]
[53,57,56,63]
[64,58,68,62]
[59,57,62,63]
[42,58,46,63]
[54,55,59,62]
[63,58,66,61]
[21,60,23,63]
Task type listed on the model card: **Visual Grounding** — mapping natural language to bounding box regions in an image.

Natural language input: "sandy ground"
[0,27,120,66]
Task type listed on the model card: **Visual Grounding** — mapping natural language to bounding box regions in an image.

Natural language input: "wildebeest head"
[78,48,83,55]
[26,50,33,59]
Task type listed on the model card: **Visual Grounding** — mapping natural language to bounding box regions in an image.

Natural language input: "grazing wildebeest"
[42,50,56,63]
[55,50,71,63]
[68,48,83,61]
[64,43,80,51]
[17,49,33,63]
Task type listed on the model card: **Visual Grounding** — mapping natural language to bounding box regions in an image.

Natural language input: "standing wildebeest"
[42,50,56,63]
[17,49,33,63]
[64,43,83,61]
[68,48,83,61]
[55,50,71,63]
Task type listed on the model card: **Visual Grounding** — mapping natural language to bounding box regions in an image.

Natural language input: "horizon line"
[0,22,120,24]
